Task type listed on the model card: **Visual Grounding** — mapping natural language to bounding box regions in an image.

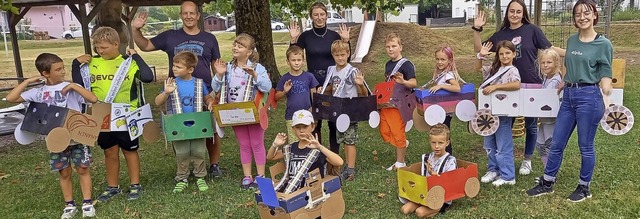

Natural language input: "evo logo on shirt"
[571,50,583,56]
[91,75,131,83]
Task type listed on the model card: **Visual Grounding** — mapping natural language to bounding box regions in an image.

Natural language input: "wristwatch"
[472,26,483,32]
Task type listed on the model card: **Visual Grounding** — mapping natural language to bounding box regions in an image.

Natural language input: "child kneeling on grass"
[266,110,343,192]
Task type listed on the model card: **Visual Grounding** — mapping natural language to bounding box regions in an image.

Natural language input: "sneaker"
[61,205,77,219]
[340,167,356,182]
[241,176,254,190]
[196,178,209,192]
[519,160,532,175]
[128,184,143,200]
[526,177,554,197]
[567,184,592,202]
[386,162,407,171]
[81,204,96,218]
[209,163,222,178]
[480,171,499,183]
[492,178,516,187]
[173,180,188,193]
[96,186,121,202]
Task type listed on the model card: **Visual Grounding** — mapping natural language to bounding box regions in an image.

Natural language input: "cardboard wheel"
[464,177,481,198]
[455,100,477,122]
[424,105,446,126]
[368,111,380,128]
[471,109,499,136]
[46,127,71,153]
[142,122,161,142]
[14,122,37,145]
[294,213,312,219]
[404,120,413,132]
[413,108,430,132]
[425,185,445,210]
[336,114,351,132]
[601,105,634,135]
[321,189,345,219]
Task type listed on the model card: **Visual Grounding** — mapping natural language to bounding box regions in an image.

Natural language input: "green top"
[564,33,613,84]
[89,55,140,108]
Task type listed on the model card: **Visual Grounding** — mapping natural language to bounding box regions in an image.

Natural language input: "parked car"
[61,26,93,39]
[225,25,236,32]
[271,20,285,30]
[306,11,347,28]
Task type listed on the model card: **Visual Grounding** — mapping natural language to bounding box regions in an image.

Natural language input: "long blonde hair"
[232,33,259,67]
[433,45,463,83]
[537,49,562,79]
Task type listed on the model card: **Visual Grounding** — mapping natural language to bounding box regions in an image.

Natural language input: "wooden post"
[495,0,501,31]
[79,3,92,54]
[123,5,139,49]
[534,0,542,25]
[9,7,31,79]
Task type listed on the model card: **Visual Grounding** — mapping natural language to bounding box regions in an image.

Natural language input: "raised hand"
[25,75,45,84]
[393,72,405,85]
[126,48,137,56]
[163,78,176,94]
[132,11,148,30]
[426,160,439,176]
[273,133,288,147]
[76,54,91,64]
[479,41,493,57]
[338,23,350,42]
[242,66,257,79]
[289,20,301,41]
[474,9,486,28]
[300,133,321,149]
[213,59,227,78]
[283,79,293,93]
[354,70,364,85]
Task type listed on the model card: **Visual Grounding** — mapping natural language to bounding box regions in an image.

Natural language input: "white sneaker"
[386,162,407,171]
[61,205,78,219]
[519,160,532,175]
[480,171,499,183]
[492,178,516,187]
[82,204,96,217]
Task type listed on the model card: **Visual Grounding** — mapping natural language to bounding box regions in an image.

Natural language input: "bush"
[613,9,640,21]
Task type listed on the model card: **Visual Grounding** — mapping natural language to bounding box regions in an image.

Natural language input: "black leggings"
[443,115,453,155]
[313,119,339,153]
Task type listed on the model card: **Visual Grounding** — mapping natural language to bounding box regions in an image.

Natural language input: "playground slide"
[351,21,376,63]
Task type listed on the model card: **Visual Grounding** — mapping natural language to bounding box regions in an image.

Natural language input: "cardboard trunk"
[212,102,260,127]
[254,163,345,219]
[373,81,418,122]
[21,102,100,151]
[415,83,476,113]
[397,159,479,210]
[87,103,132,132]
[311,93,377,122]
[162,112,214,141]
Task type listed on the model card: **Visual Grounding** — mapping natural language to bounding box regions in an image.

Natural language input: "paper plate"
[142,122,162,142]
[455,100,477,122]
[470,109,499,136]
[600,105,634,135]
[46,127,71,153]
[336,114,351,133]
[404,120,413,132]
[14,122,37,145]
[412,108,430,132]
[368,111,380,128]
[424,105,446,126]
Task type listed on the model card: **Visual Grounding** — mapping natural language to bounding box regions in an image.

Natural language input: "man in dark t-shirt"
[131,0,223,178]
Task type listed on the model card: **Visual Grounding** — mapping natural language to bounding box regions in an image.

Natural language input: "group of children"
[7,23,565,218]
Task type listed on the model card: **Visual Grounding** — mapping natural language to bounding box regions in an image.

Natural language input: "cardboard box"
[416,83,476,113]
[373,81,417,122]
[254,163,345,219]
[311,93,377,123]
[162,111,214,141]
[397,159,479,210]
[212,102,260,127]
[477,88,560,117]
[87,103,132,132]
[612,59,625,89]
[21,102,100,152]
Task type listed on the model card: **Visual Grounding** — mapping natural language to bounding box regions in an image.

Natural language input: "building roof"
[12,0,215,7]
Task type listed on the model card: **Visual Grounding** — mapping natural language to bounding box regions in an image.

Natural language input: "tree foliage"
[1,0,19,14]
[202,0,235,16]
[160,6,181,21]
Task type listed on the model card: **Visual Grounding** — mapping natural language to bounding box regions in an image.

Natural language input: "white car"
[61,27,92,39]
[226,25,236,32]
[271,20,285,30]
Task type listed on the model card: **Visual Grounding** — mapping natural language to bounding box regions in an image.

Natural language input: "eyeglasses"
[574,11,593,18]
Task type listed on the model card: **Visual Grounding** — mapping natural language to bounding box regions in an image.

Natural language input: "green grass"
[1,27,640,218]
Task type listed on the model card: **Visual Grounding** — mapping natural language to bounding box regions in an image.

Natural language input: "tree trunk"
[631,0,635,9]
[234,0,280,84]
[92,0,128,55]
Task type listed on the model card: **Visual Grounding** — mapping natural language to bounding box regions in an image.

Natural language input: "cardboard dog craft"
[397,159,480,210]
[87,103,161,142]
[373,81,418,123]
[254,163,345,219]
[16,102,101,153]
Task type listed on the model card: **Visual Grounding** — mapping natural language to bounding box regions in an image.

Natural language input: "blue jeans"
[484,116,516,181]
[524,117,538,159]
[543,85,604,184]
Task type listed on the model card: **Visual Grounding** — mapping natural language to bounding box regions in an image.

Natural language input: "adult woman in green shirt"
[526,0,612,202]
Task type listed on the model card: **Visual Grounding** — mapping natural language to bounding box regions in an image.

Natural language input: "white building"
[344,4,419,23]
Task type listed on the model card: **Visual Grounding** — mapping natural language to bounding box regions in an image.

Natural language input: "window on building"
[208,20,212,25]
[214,20,217,25]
